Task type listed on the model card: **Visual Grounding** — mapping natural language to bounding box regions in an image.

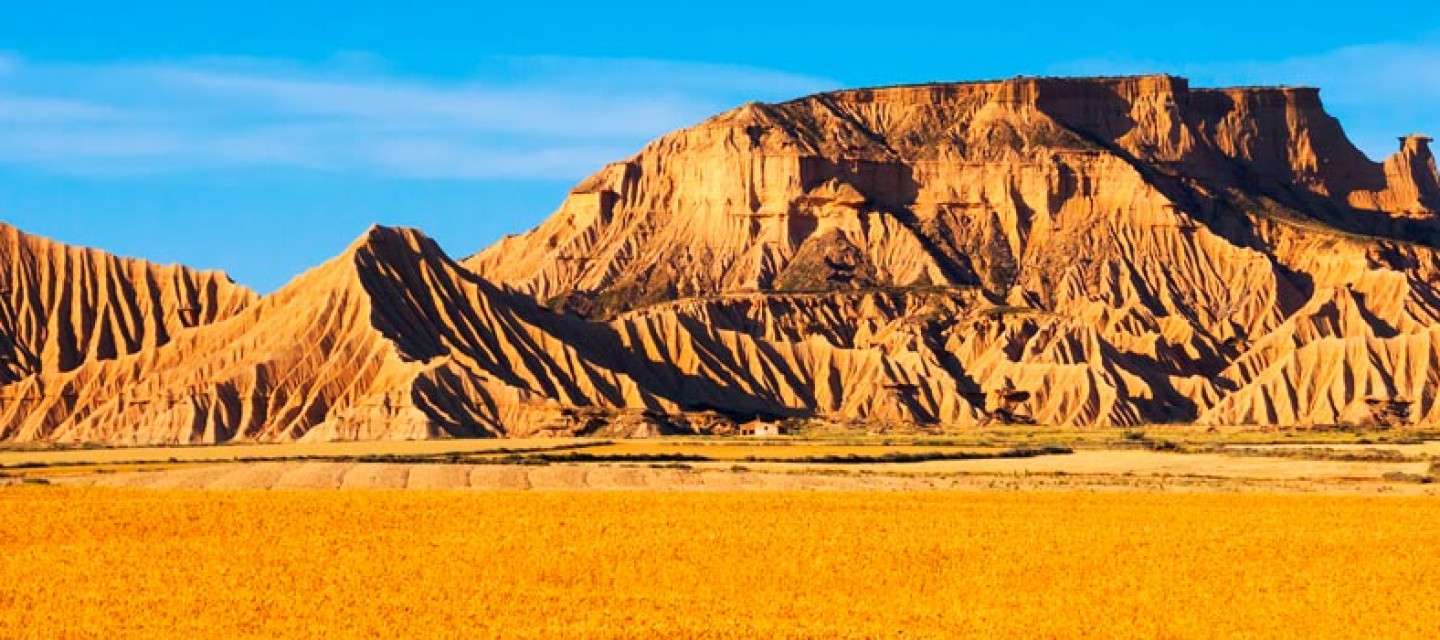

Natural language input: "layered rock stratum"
[3,75,1439,442]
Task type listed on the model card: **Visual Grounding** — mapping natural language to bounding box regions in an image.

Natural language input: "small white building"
[739,422,785,437]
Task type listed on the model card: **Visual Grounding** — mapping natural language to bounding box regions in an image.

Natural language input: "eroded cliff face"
[467,76,1440,307]
[0,227,990,443]
[4,75,1440,442]
[467,75,1440,430]
[0,223,255,385]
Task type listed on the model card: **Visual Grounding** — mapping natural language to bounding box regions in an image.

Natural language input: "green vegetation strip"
[1215,446,1427,463]
[0,441,612,471]
[487,446,1074,466]
[0,443,1075,472]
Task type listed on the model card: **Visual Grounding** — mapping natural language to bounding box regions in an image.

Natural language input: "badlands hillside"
[2,74,1439,444]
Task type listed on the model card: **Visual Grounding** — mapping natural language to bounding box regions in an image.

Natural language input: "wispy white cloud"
[489,56,840,96]
[1052,37,1440,160]
[0,95,124,122]
[0,55,837,179]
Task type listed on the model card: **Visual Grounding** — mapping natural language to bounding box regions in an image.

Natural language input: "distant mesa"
[4,74,1440,443]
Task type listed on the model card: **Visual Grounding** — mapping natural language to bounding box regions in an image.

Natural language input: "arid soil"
[0,437,596,467]
[38,450,1437,495]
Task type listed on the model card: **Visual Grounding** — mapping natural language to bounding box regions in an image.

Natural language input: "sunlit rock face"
[6,76,1440,442]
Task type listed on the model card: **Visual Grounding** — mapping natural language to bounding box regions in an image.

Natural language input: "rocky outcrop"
[4,75,1440,442]
[1371,135,1440,216]
[467,76,1440,308]
[467,74,1440,430]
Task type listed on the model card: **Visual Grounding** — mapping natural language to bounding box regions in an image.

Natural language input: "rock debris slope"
[4,75,1440,442]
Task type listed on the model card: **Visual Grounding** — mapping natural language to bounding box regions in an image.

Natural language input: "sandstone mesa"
[2,74,1439,443]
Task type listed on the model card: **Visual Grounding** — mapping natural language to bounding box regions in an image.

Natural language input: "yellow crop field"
[2,487,1438,639]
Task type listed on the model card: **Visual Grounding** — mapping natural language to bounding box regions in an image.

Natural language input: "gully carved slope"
[3,75,1439,442]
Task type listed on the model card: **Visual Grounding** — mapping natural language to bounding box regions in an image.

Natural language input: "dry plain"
[6,428,1439,494]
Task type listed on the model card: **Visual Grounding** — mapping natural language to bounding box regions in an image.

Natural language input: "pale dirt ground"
[38,449,1440,495]
[0,438,596,467]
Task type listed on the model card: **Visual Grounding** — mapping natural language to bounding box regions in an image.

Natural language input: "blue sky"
[1,1,1438,292]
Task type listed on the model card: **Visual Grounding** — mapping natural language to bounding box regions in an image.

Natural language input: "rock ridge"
[4,74,1440,441]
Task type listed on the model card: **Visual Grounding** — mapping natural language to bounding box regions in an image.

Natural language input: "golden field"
[2,488,1439,639]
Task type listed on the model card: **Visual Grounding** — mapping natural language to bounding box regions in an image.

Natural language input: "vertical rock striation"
[0,222,255,384]
[6,75,1440,442]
